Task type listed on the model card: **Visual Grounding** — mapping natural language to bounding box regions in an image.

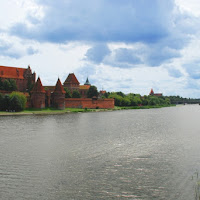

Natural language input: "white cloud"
[1,0,200,98]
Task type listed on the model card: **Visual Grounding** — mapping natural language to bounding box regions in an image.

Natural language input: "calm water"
[1,105,200,200]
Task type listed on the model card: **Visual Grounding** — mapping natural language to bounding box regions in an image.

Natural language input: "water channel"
[1,105,200,199]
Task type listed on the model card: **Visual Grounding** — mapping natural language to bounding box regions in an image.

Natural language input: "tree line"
[100,92,171,106]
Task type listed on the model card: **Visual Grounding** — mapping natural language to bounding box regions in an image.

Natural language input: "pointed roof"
[84,77,91,85]
[54,78,66,94]
[149,88,154,95]
[31,77,45,93]
[64,73,80,85]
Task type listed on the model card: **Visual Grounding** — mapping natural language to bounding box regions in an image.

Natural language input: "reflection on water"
[1,105,200,199]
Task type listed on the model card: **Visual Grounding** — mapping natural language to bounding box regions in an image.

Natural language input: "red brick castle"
[0,65,114,109]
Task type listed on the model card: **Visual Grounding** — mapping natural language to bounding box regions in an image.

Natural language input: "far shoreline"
[0,105,177,116]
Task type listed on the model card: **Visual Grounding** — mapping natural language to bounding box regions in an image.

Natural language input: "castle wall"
[65,98,114,109]
[52,93,65,110]
[31,93,45,109]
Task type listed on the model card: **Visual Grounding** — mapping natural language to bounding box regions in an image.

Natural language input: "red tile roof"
[64,73,80,85]
[0,65,27,79]
[79,85,90,90]
[100,90,106,94]
[31,77,45,93]
[54,78,66,94]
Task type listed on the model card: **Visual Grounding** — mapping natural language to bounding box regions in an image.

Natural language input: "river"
[1,105,200,199]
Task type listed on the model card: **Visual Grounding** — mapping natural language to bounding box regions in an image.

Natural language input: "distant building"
[0,65,36,92]
[99,90,106,98]
[149,88,162,97]
[63,74,91,98]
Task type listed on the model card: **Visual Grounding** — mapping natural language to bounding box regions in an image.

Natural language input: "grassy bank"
[0,107,110,116]
[115,104,176,110]
[0,104,176,116]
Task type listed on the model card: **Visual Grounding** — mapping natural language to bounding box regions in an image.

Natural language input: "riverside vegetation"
[0,86,200,114]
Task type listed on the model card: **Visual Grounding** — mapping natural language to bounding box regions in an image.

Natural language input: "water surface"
[1,105,200,199]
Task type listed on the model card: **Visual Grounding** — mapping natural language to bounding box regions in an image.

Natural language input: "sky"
[1,0,200,97]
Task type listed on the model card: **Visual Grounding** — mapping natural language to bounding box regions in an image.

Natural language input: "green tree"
[87,85,98,98]
[9,79,17,91]
[9,95,22,111]
[108,93,123,106]
[141,98,149,106]
[64,88,72,98]
[164,98,171,105]
[3,79,11,91]
[72,90,81,98]
[9,92,27,111]
[148,96,160,105]
[0,93,3,110]
[116,91,125,97]
[2,94,10,111]
[121,97,131,106]
[0,78,3,90]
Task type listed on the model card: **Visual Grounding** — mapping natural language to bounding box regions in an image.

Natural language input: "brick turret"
[31,77,46,108]
[52,78,66,109]
[63,73,80,92]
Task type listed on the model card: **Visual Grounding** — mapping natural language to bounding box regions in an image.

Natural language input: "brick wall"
[65,98,114,109]
[31,93,45,109]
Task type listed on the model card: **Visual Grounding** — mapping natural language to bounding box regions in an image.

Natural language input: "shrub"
[87,86,98,98]
[2,94,10,111]
[72,90,81,98]
[0,93,3,110]
[9,92,27,111]
[64,88,72,98]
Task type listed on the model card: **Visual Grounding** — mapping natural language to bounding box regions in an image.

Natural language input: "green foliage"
[0,92,27,111]
[0,79,18,91]
[64,88,72,98]
[116,91,125,97]
[108,91,172,107]
[108,93,123,106]
[165,95,200,104]
[9,92,27,111]
[165,98,171,105]
[72,90,81,98]
[0,78,3,90]
[3,79,11,91]
[101,91,110,98]
[9,95,22,111]
[2,94,10,111]
[9,79,17,91]
[148,96,160,105]
[87,85,98,98]
[0,93,3,110]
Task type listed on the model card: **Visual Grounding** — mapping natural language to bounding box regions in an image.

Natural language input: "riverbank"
[0,104,176,116]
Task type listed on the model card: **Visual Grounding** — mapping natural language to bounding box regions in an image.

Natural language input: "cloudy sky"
[1,0,200,97]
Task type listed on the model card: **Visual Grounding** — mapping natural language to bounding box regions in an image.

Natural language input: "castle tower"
[84,77,91,85]
[52,78,66,110]
[63,73,80,92]
[31,77,46,108]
